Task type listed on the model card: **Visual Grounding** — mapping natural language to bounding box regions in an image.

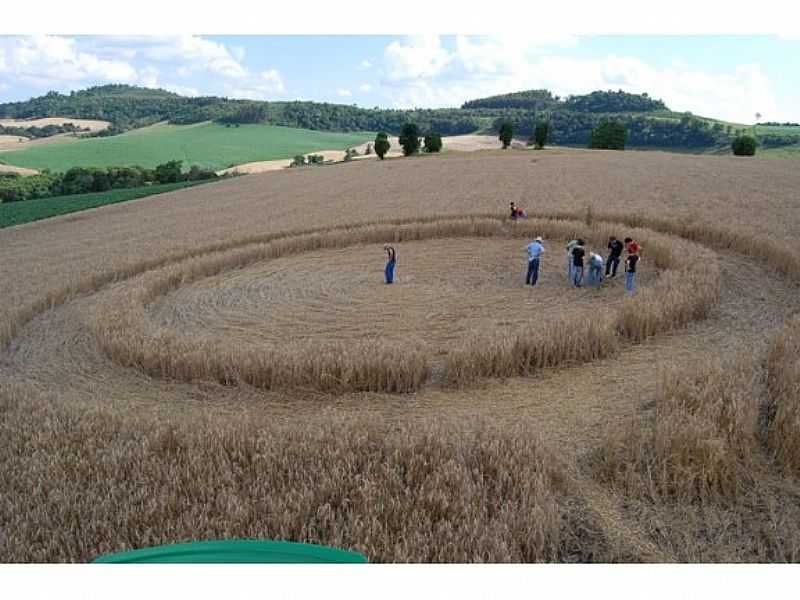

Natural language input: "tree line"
[463,89,667,113]
[3,85,795,153]
[0,160,218,203]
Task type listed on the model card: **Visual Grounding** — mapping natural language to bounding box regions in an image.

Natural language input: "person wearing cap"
[384,244,397,284]
[526,236,545,286]
[588,251,604,287]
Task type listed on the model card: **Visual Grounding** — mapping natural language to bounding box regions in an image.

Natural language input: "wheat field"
[1,148,799,562]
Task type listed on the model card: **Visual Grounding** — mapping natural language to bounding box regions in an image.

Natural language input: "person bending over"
[588,251,604,287]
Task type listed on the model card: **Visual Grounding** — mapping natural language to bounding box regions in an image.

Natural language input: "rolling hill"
[0,122,373,172]
[1,85,799,173]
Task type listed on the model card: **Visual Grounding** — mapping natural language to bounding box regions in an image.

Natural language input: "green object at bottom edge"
[93,540,368,564]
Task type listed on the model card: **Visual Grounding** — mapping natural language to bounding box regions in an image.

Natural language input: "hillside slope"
[0,122,373,171]
[3,85,799,156]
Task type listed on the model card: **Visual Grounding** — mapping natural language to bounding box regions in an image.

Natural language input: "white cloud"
[383,35,452,81]
[358,83,372,93]
[227,68,286,100]
[378,36,784,123]
[139,35,247,79]
[0,35,138,85]
[163,84,200,97]
[231,45,246,62]
[336,88,352,97]
[260,69,285,93]
[358,59,372,69]
[138,65,160,88]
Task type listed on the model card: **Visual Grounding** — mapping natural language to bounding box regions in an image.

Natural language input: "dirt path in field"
[216,135,510,175]
[0,162,39,176]
[0,117,110,131]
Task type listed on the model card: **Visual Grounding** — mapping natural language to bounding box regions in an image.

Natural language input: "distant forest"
[2,85,798,150]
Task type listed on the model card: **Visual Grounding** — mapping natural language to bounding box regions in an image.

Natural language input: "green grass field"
[0,180,214,228]
[0,122,374,172]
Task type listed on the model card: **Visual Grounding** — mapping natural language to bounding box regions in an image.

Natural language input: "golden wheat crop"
[3,149,800,562]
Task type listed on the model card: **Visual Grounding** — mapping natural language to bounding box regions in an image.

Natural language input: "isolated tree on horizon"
[399,123,422,156]
[499,121,513,149]
[732,134,757,156]
[374,132,390,159]
[533,121,551,149]
[424,132,443,153]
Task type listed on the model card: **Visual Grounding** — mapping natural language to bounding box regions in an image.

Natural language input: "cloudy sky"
[0,34,798,124]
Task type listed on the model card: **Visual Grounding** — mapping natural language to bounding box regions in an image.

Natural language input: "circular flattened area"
[149,238,657,353]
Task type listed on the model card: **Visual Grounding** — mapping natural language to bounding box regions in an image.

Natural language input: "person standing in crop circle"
[625,252,640,294]
[571,239,586,288]
[525,236,545,286]
[565,237,580,282]
[384,244,397,284]
[606,236,624,277]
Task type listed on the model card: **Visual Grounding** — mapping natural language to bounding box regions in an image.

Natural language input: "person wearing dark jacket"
[606,236,624,277]
[571,239,586,288]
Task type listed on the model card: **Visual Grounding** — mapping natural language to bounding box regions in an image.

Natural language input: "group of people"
[381,208,642,293]
[526,235,642,293]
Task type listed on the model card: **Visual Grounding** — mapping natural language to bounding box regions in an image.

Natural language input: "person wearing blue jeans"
[384,244,396,284]
[606,236,624,277]
[565,238,579,282]
[588,252,604,287]
[571,240,585,287]
[526,236,545,286]
[625,253,639,294]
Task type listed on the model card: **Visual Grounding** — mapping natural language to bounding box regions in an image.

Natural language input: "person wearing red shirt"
[624,237,641,255]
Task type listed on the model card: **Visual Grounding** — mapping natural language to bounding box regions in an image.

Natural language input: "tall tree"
[589,120,627,150]
[374,132,390,160]
[533,121,551,149]
[498,121,513,149]
[399,123,421,156]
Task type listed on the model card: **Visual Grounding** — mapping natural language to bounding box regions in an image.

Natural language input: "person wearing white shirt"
[526,237,545,286]
[588,251,604,287]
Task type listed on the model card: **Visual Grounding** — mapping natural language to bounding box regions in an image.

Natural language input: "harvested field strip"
[91,217,719,393]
